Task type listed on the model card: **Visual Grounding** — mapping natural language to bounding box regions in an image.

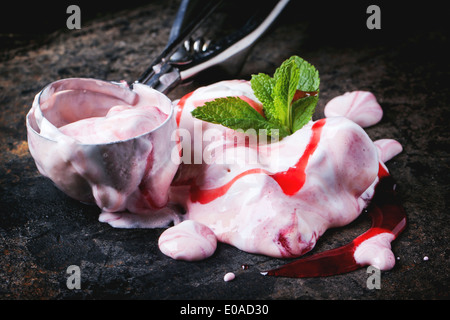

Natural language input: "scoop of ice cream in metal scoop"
[26,78,181,226]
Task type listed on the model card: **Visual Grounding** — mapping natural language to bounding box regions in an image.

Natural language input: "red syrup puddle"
[263,163,407,278]
[190,119,326,203]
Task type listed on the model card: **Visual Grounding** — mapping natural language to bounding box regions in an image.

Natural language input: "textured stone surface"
[0,1,449,299]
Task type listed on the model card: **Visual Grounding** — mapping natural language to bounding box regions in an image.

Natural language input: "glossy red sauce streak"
[190,119,326,204]
[264,163,407,278]
[293,90,318,102]
[271,119,325,195]
[176,91,194,126]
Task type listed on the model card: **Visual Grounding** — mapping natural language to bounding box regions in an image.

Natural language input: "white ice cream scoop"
[26,78,180,218]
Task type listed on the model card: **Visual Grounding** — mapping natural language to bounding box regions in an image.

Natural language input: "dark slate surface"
[0,1,449,300]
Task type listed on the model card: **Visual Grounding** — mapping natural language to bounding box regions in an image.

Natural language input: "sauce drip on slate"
[264,164,407,278]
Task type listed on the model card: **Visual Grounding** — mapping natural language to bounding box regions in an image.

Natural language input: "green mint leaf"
[272,58,301,130]
[220,118,290,138]
[250,73,275,119]
[190,55,320,140]
[250,73,287,135]
[191,96,262,122]
[191,97,289,138]
[285,56,320,92]
[274,56,320,92]
[271,56,320,133]
[292,95,319,132]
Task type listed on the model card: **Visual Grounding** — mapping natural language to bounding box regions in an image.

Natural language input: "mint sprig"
[191,56,320,139]
[191,96,290,138]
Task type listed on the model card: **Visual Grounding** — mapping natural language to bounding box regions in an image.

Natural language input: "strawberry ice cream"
[27,77,404,275]
[58,105,167,144]
[324,91,383,128]
[101,80,403,270]
[26,78,180,222]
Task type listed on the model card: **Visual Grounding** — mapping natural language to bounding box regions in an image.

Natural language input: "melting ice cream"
[26,78,404,275]
[97,80,403,269]
[26,78,180,222]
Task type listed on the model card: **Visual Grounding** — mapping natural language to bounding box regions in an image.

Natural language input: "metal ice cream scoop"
[137,0,290,93]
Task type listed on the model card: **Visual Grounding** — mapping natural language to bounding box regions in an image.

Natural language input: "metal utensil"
[136,0,290,93]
